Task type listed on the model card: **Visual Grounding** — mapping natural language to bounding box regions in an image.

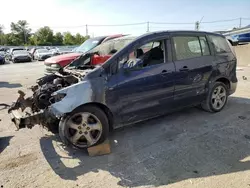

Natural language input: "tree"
[0,25,4,45]
[10,20,31,44]
[0,25,4,34]
[63,32,75,45]
[35,26,54,45]
[53,32,63,45]
[4,33,22,45]
[74,33,86,45]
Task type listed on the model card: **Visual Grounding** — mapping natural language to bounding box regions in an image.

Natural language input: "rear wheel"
[59,105,109,149]
[201,82,228,112]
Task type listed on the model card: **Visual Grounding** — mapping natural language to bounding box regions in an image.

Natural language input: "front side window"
[173,36,202,60]
[119,40,165,69]
[208,35,231,54]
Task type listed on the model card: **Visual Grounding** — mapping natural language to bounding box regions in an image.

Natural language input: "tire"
[201,82,228,112]
[59,105,109,149]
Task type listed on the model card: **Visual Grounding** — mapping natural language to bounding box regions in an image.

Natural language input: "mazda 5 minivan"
[9,31,237,149]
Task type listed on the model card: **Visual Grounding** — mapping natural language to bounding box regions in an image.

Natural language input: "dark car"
[6,47,25,61]
[0,51,5,64]
[12,50,32,63]
[9,31,237,149]
[236,33,250,43]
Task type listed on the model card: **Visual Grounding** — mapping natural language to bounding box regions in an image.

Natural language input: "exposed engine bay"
[8,65,96,131]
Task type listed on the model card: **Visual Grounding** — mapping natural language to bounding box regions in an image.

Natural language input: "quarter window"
[199,36,210,56]
[209,35,231,53]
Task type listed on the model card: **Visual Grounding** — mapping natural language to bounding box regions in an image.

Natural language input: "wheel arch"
[215,77,230,90]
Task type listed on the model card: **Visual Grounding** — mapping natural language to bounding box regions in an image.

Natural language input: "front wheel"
[201,82,228,112]
[59,105,109,149]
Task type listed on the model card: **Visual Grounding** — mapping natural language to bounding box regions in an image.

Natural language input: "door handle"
[179,66,189,72]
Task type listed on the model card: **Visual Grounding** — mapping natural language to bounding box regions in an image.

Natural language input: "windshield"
[37,49,49,53]
[76,38,103,53]
[67,36,136,68]
[13,50,28,55]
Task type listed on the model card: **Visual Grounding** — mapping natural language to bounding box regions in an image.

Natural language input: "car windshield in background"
[76,38,103,53]
[37,49,49,53]
[13,50,28,55]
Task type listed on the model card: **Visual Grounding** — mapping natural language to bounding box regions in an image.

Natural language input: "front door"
[106,39,175,125]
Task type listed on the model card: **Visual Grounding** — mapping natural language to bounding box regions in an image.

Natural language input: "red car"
[44,34,124,74]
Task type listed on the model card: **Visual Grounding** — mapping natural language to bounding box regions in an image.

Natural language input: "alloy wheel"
[211,85,227,110]
[65,112,103,147]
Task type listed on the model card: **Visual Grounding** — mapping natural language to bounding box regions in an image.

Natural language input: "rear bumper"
[229,81,237,95]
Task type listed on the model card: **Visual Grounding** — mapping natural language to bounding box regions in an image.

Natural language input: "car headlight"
[50,93,66,103]
[51,64,61,68]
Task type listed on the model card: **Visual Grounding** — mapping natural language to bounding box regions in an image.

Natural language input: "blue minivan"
[9,31,237,149]
[236,33,250,43]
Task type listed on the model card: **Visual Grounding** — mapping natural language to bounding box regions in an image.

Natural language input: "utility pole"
[23,29,27,44]
[147,21,149,32]
[239,17,242,28]
[86,24,88,37]
[195,21,200,31]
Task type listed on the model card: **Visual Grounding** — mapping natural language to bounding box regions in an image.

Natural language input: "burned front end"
[8,63,96,132]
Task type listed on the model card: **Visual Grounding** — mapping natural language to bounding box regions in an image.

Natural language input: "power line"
[150,22,194,25]
[88,22,147,27]
[201,18,240,23]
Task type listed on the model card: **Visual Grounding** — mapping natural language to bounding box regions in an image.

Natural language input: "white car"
[34,49,53,61]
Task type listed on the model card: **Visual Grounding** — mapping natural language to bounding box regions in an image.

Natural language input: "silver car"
[34,49,53,61]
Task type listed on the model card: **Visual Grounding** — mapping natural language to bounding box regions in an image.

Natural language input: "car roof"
[109,35,137,41]
[138,30,224,39]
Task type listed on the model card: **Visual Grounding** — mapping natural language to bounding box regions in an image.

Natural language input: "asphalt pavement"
[0,61,250,188]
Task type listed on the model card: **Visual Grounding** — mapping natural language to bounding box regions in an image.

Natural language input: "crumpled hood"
[45,53,81,64]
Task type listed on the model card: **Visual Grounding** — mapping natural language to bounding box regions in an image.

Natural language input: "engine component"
[33,83,59,109]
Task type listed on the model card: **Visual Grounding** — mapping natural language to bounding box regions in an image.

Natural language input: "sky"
[1,0,250,37]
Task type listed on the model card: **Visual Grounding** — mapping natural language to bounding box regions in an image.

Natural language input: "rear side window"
[173,36,202,60]
[209,35,231,53]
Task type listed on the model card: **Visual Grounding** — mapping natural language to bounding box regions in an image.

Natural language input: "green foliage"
[75,33,87,44]
[63,32,76,45]
[54,32,64,45]
[10,20,31,45]
[0,20,87,46]
[34,26,54,46]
